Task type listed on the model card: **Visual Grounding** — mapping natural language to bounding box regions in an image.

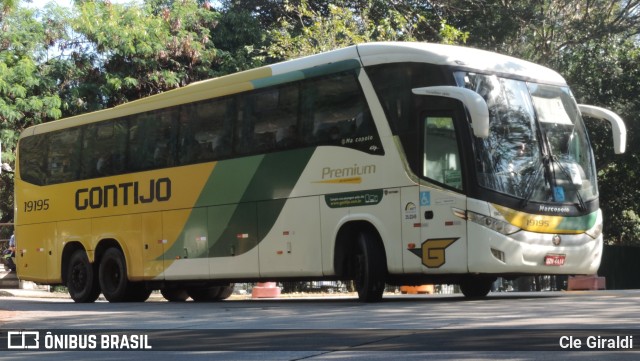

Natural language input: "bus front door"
[403,111,469,274]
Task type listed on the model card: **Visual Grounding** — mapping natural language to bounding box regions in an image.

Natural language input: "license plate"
[544,254,566,266]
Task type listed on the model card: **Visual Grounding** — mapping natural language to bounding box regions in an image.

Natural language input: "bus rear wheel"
[216,284,234,300]
[161,287,190,302]
[66,250,101,303]
[459,276,495,298]
[188,284,234,302]
[353,232,386,302]
[98,248,132,302]
[188,286,221,302]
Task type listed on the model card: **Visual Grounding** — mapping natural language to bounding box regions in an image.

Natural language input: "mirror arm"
[578,104,627,154]
[412,86,489,138]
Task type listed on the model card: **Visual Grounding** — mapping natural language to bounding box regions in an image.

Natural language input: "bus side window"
[234,95,252,156]
[273,84,300,150]
[47,128,81,184]
[152,112,177,167]
[128,109,178,171]
[19,134,49,185]
[423,116,463,190]
[302,71,381,154]
[81,120,127,179]
[244,84,299,154]
[179,98,233,164]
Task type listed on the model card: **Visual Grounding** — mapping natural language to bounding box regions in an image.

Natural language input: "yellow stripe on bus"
[493,204,582,234]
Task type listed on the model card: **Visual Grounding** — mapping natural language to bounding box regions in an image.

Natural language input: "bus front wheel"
[66,250,101,303]
[459,276,495,298]
[353,232,386,302]
[98,247,132,302]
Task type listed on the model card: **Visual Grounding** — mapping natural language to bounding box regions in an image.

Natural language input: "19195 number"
[24,199,50,212]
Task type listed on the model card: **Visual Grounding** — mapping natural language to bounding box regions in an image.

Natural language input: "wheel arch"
[60,242,87,285]
[333,220,388,279]
[61,238,129,284]
[94,238,125,268]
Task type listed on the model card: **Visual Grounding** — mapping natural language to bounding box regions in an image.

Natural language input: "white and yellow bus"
[15,42,626,302]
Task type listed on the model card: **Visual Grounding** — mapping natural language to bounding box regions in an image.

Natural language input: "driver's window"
[423,116,463,190]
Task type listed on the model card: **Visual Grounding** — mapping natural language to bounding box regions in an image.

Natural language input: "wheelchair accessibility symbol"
[420,191,431,206]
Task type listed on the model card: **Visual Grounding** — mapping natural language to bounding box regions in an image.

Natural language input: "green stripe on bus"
[251,59,361,89]
[251,71,305,89]
[556,211,598,232]
[196,156,264,206]
[207,148,316,257]
[300,59,361,78]
[162,148,315,260]
[239,147,315,202]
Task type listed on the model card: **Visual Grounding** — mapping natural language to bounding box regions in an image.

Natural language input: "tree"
[0,4,66,228]
[68,0,221,108]
[0,0,18,21]
[265,0,468,60]
[210,0,268,74]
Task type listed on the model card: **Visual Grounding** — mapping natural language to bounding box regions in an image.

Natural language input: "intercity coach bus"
[15,42,626,303]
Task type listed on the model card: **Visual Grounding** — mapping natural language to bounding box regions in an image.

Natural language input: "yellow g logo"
[421,238,458,268]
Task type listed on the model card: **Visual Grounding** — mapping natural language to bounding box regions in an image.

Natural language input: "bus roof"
[21,42,567,137]
[355,42,566,86]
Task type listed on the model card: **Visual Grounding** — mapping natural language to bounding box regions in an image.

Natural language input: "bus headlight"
[468,211,520,235]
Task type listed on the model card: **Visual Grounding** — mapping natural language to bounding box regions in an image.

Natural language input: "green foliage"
[210,4,266,73]
[0,5,64,223]
[618,210,640,244]
[267,1,372,59]
[266,0,468,60]
[438,20,468,45]
[70,0,221,107]
[0,6,63,150]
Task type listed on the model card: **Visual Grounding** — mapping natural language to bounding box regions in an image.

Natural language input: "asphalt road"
[1,289,639,360]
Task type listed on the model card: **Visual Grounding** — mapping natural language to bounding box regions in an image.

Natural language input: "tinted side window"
[19,134,49,185]
[366,63,450,135]
[81,120,128,179]
[366,63,451,170]
[178,98,234,165]
[423,115,463,190]
[303,72,382,155]
[47,128,81,184]
[128,108,178,172]
[19,69,387,186]
[235,83,300,155]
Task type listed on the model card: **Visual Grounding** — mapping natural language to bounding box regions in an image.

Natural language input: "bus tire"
[66,250,101,303]
[459,276,495,298]
[353,232,386,302]
[188,286,222,302]
[98,247,131,302]
[216,284,234,300]
[161,288,190,302]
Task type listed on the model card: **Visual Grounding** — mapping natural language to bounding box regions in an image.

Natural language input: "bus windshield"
[456,72,598,207]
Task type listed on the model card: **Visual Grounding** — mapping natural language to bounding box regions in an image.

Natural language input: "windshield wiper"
[550,155,587,211]
[520,155,548,209]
